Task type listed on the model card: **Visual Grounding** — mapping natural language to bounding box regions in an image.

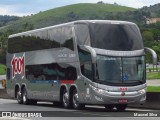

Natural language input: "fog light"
[138,88,146,94]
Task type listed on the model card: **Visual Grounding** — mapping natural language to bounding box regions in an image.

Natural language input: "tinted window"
[8,30,58,53]
[26,63,57,80]
[57,63,77,80]
[8,26,74,53]
[60,27,74,50]
[89,23,143,51]
[26,63,77,80]
[81,63,92,80]
[96,55,145,85]
[74,24,90,46]
[78,47,92,79]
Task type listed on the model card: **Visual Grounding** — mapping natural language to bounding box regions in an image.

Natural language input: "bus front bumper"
[90,86,146,105]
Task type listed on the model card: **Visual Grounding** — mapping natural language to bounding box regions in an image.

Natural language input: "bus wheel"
[22,87,30,105]
[115,104,127,111]
[104,104,114,111]
[16,89,23,104]
[72,89,85,110]
[62,89,70,108]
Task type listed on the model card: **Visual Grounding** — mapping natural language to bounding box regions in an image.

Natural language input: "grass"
[0,64,6,75]
[146,72,160,80]
[147,86,160,92]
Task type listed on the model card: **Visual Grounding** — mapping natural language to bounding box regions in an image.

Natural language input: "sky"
[0,0,159,16]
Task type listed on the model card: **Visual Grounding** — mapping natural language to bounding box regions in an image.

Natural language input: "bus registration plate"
[118,99,128,103]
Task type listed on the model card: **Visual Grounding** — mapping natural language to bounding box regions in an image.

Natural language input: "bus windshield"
[89,23,143,51]
[96,55,145,85]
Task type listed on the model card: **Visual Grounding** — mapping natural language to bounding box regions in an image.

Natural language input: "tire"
[22,87,31,105]
[16,89,23,104]
[104,104,114,111]
[72,89,85,110]
[116,104,127,111]
[62,89,71,108]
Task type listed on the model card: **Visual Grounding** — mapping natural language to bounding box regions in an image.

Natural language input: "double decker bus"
[6,20,156,111]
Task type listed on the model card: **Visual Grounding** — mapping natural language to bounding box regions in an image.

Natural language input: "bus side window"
[78,46,92,80]
[81,63,92,80]
[66,67,77,80]
[57,64,77,80]
[60,27,74,51]
[26,65,46,81]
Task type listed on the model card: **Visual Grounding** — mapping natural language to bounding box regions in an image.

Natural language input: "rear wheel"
[116,104,127,111]
[22,87,30,105]
[62,89,71,108]
[16,89,23,104]
[22,87,37,105]
[104,104,114,111]
[72,89,85,110]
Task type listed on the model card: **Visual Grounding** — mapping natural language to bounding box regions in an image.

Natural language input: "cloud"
[0,6,12,15]
[0,5,33,16]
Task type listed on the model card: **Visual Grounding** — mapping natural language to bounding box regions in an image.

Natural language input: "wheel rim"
[17,91,21,102]
[73,93,78,108]
[22,91,27,103]
[63,91,69,107]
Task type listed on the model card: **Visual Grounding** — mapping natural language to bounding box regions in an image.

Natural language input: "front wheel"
[115,104,127,111]
[22,87,29,105]
[72,89,85,110]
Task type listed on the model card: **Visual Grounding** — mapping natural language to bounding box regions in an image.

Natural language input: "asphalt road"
[0,99,159,120]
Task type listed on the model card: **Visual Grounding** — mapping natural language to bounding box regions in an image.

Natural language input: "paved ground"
[0,99,159,120]
[146,79,160,86]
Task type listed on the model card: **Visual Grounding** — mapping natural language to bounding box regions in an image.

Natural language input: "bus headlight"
[138,88,146,94]
[89,84,106,94]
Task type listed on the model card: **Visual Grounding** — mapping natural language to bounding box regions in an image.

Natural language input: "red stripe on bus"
[60,80,74,84]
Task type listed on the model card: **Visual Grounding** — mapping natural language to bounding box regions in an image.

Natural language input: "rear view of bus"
[75,20,146,111]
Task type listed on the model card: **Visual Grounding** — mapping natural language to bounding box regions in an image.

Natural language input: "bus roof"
[9,20,135,38]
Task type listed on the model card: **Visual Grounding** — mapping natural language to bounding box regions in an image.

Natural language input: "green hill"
[140,3,160,18]
[0,3,135,33]
[0,15,20,27]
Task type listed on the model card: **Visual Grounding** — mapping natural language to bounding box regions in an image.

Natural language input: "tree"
[22,22,34,31]
[142,31,154,47]
[152,44,160,61]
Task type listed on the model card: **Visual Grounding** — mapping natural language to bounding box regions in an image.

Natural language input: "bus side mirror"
[144,47,157,65]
